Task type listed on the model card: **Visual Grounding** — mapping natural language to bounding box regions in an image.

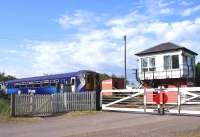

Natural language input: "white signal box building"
[135,42,198,87]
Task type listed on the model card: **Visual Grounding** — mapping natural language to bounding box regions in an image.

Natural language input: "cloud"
[24,31,124,76]
[56,10,96,29]
[160,8,173,14]
[165,19,200,41]
[3,0,200,80]
[140,0,175,16]
[20,15,200,78]
[182,5,200,16]
[179,1,193,6]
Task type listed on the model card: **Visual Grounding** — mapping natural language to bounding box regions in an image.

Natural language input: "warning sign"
[153,92,168,104]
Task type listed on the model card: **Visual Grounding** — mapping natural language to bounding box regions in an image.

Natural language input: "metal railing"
[139,64,195,80]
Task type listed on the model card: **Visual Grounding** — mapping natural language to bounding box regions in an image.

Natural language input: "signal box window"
[164,55,179,70]
[141,57,155,72]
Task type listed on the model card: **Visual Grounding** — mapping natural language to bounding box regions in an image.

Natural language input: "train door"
[71,77,76,93]
[86,74,95,91]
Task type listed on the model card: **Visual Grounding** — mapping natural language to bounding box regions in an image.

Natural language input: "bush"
[0,97,10,116]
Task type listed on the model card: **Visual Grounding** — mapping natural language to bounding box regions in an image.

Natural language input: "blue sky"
[0,0,200,84]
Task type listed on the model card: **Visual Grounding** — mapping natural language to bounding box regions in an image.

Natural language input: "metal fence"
[102,87,200,116]
[11,92,96,117]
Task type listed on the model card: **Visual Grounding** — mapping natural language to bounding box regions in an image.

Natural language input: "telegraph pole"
[124,35,127,89]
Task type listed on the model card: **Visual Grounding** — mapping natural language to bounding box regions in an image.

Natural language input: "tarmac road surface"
[0,112,200,137]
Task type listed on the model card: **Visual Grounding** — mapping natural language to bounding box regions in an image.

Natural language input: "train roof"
[6,70,96,84]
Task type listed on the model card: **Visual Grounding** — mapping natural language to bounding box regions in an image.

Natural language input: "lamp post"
[124,35,127,89]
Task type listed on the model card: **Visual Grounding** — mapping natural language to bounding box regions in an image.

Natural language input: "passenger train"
[0,70,100,94]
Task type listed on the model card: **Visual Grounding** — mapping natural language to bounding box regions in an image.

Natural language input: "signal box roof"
[135,42,198,56]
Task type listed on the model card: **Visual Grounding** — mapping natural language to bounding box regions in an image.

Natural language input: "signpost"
[153,87,168,115]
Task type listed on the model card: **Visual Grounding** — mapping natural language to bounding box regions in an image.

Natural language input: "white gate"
[101,87,200,115]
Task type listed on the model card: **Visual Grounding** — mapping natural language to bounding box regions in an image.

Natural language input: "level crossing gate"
[101,87,200,115]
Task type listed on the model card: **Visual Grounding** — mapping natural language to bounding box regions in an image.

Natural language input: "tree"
[111,74,117,78]
[196,62,200,79]
[99,73,110,81]
[0,72,16,82]
[0,73,16,99]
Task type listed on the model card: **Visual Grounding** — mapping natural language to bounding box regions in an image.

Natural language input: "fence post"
[100,91,102,109]
[144,88,147,113]
[64,93,67,111]
[11,94,16,117]
[30,93,34,116]
[178,86,181,115]
[95,90,101,111]
[157,86,161,115]
[51,94,54,114]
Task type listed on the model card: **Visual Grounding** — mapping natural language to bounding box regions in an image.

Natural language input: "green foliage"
[0,72,16,82]
[0,72,15,117]
[111,74,117,78]
[99,73,110,81]
[196,62,200,78]
[0,98,10,116]
[99,73,126,81]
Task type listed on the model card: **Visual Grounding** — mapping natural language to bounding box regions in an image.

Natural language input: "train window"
[50,80,56,83]
[20,85,26,88]
[50,83,56,86]
[55,80,59,83]
[28,84,33,88]
[33,84,40,88]
[87,75,92,83]
[71,79,74,85]
[7,85,13,88]
[42,82,49,87]
[15,85,20,88]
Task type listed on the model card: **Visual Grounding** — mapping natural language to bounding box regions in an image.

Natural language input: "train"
[0,70,100,94]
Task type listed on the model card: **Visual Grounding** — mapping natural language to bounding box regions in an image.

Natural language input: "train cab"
[85,73,97,91]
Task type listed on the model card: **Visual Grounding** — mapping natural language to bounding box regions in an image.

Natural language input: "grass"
[178,131,200,137]
[65,111,100,117]
[0,111,98,123]
[0,116,43,123]
[0,96,10,117]
[0,95,43,123]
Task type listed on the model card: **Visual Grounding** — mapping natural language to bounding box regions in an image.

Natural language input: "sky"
[0,0,200,84]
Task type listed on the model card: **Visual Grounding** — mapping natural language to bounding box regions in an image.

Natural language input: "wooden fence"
[11,92,96,117]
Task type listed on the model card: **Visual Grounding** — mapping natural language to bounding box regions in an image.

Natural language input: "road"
[0,112,200,137]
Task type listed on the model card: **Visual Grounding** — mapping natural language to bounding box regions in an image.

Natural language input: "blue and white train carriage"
[1,70,100,94]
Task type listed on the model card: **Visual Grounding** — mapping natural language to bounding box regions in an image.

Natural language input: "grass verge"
[65,111,100,117]
[0,97,10,117]
[178,131,200,137]
[0,116,43,123]
[0,96,43,123]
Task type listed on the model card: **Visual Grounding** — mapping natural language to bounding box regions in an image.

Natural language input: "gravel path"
[0,112,200,137]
